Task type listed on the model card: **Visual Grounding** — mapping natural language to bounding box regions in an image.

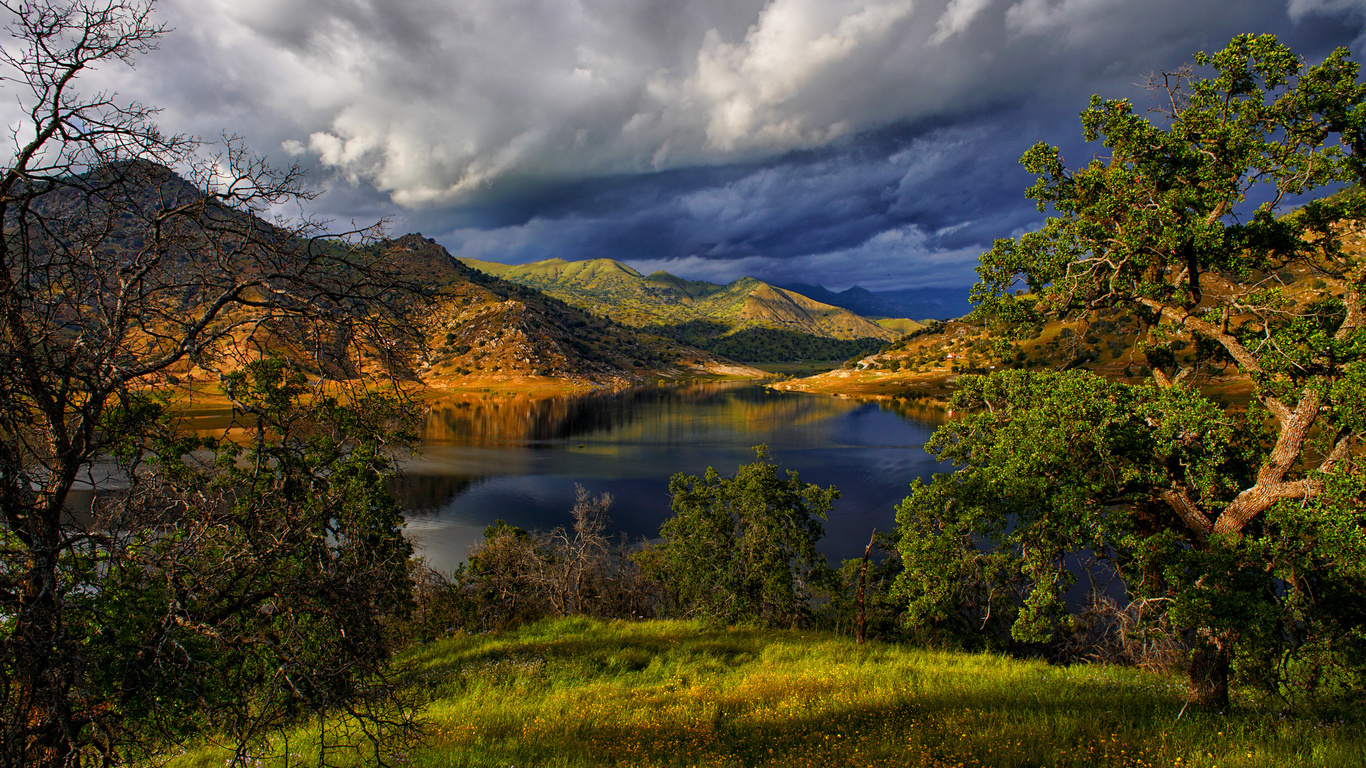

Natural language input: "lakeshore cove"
[397,382,947,574]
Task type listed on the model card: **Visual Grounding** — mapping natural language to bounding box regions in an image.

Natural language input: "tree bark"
[855,531,874,645]
[1188,634,1231,710]
[11,491,76,768]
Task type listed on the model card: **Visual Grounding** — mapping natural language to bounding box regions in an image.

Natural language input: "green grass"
[168,618,1366,767]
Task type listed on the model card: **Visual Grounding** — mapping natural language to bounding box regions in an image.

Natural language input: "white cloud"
[931,0,996,43]
[60,0,1355,226]
[690,0,916,150]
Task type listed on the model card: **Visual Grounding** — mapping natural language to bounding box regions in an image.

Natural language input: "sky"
[63,0,1366,291]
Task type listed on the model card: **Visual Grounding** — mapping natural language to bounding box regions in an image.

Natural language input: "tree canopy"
[898,34,1366,709]
[651,447,837,627]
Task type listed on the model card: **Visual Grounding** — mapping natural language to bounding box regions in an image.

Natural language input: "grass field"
[169,618,1365,768]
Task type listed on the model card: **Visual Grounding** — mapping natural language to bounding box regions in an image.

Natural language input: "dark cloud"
[63,0,1366,290]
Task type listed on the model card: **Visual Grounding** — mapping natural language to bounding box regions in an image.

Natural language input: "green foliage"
[0,6,433,762]
[409,490,663,638]
[647,447,838,627]
[814,531,908,642]
[897,370,1366,702]
[450,520,546,631]
[904,34,1366,707]
[659,322,884,362]
[57,359,419,759]
[897,373,1239,634]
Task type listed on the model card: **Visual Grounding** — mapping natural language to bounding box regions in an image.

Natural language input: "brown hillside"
[388,235,762,389]
[776,307,1255,402]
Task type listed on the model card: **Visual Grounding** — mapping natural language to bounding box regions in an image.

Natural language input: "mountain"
[18,162,759,392]
[779,283,974,321]
[376,237,760,387]
[180,234,757,389]
[460,257,921,362]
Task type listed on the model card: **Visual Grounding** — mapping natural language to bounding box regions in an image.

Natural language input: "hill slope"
[381,237,761,388]
[461,257,919,361]
[775,307,1254,401]
[172,617,1362,768]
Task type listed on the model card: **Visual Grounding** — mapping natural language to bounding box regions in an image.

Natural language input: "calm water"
[398,382,948,574]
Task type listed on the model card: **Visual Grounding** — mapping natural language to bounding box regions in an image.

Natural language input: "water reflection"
[404,383,949,575]
[391,474,479,513]
[420,382,876,446]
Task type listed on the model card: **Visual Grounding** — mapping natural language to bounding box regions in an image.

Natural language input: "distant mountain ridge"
[459,257,921,361]
[778,283,973,321]
[377,237,759,386]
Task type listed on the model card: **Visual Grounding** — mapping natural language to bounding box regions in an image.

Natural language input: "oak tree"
[652,447,837,627]
[897,35,1366,708]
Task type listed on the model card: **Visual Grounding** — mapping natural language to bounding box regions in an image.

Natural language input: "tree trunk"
[10,496,74,768]
[1188,636,1230,710]
[855,531,874,645]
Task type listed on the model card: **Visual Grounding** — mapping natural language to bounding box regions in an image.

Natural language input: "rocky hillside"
[774,306,1254,402]
[27,162,758,393]
[384,236,760,388]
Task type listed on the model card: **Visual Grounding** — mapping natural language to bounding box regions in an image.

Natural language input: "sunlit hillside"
[168,618,1363,768]
[460,256,922,362]
[368,235,764,390]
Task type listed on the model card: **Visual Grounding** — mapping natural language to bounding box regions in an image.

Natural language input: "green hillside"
[170,617,1364,768]
[461,257,708,327]
[370,237,764,387]
[460,257,922,361]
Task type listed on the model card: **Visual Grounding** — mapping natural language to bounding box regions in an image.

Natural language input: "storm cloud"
[76,0,1366,290]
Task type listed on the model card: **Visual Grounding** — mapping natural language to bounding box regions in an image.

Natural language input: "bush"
[414,487,664,635]
[643,447,838,627]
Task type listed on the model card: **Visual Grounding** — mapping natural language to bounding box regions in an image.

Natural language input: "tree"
[897,34,1366,708]
[816,530,906,644]
[0,1,430,763]
[460,520,548,630]
[430,488,660,634]
[542,484,615,617]
[650,446,837,627]
[88,359,419,766]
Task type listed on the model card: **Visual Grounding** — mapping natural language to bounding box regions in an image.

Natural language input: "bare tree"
[0,2,431,765]
[544,485,613,616]
[454,489,663,631]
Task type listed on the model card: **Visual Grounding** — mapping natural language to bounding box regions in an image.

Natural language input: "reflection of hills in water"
[879,399,949,427]
[420,382,865,446]
[391,473,480,514]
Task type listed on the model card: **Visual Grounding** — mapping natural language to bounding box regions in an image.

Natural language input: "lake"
[398,382,949,574]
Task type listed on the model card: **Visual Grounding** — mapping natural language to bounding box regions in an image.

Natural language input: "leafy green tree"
[10,358,421,767]
[651,447,838,627]
[897,34,1366,708]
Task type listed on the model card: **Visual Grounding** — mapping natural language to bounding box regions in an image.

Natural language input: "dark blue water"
[398,382,947,574]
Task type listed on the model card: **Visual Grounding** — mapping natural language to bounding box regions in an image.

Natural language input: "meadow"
[169,617,1365,768]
